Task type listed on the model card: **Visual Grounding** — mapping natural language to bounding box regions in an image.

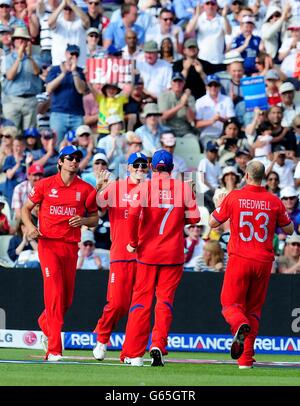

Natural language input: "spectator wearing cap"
[197,140,221,213]
[173,38,214,100]
[265,69,282,106]
[185,1,231,68]
[97,114,126,176]
[11,162,44,220]
[231,15,262,76]
[48,0,90,69]
[0,0,26,30]
[31,129,59,177]
[276,233,300,274]
[261,4,290,64]
[279,82,300,128]
[213,165,240,209]
[135,102,169,157]
[23,127,41,153]
[86,27,105,58]
[2,26,42,132]
[278,186,300,237]
[195,74,235,149]
[0,23,13,57]
[234,147,251,178]
[158,71,196,138]
[0,125,16,173]
[145,8,184,54]
[221,51,245,111]
[265,144,297,190]
[278,20,300,79]
[81,151,113,186]
[46,43,87,146]
[77,229,102,270]
[75,124,95,173]
[160,131,187,179]
[136,40,172,101]
[103,3,145,51]
[86,0,110,47]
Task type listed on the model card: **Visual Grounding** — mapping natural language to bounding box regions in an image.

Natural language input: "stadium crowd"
[0,0,300,273]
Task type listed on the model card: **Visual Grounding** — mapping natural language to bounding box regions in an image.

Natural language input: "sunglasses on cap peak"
[132,162,148,169]
[64,155,81,162]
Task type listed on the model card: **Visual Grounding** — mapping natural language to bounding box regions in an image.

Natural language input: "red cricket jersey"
[29,173,98,243]
[128,172,200,265]
[97,178,140,262]
[212,184,291,263]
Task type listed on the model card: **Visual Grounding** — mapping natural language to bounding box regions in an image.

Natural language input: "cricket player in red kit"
[21,145,99,361]
[120,150,200,367]
[209,161,293,369]
[92,152,149,362]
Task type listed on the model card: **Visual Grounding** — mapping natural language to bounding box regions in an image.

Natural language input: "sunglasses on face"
[64,155,81,162]
[94,160,107,165]
[89,1,99,4]
[78,133,90,137]
[83,241,94,247]
[0,134,12,138]
[89,34,99,38]
[162,17,173,22]
[64,6,72,11]
[70,52,79,57]
[42,135,53,140]
[0,4,10,7]
[205,1,216,5]
[14,1,26,4]
[282,196,296,200]
[132,162,148,169]
[130,142,143,146]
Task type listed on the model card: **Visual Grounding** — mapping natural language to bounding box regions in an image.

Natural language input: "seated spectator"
[0,194,9,235]
[0,126,16,171]
[265,69,281,107]
[194,240,225,272]
[123,75,146,131]
[265,171,280,197]
[86,0,110,46]
[252,51,275,78]
[221,51,245,105]
[213,165,240,209]
[266,105,294,152]
[11,162,44,221]
[0,23,13,56]
[124,131,143,160]
[75,124,95,173]
[0,0,26,30]
[31,128,59,177]
[184,221,206,272]
[245,107,268,147]
[81,151,112,187]
[77,229,102,270]
[217,117,248,166]
[160,36,179,65]
[265,145,296,190]
[252,121,273,160]
[289,114,300,157]
[86,27,105,57]
[7,219,39,267]
[278,186,300,239]
[158,71,196,138]
[135,102,169,157]
[160,131,187,179]
[276,234,300,274]
[278,20,300,80]
[279,82,300,129]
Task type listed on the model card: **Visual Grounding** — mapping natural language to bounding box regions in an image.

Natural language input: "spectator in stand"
[136,40,172,102]
[227,0,243,31]
[103,3,144,51]
[0,24,13,57]
[265,69,281,107]
[0,194,9,234]
[158,71,196,138]
[173,38,210,100]
[231,15,262,76]
[77,229,102,270]
[2,26,42,132]
[184,221,206,272]
[0,0,26,29]
[11,161,44,220]
[278,186,300,238]
[279,82,300,129]
[265,170,280,197]
[265,145,296,190]
[48,0,90,69]
[145,7,184,54]
[194,240,225,272]
[221,51,245,105]
[36,0,60,66]
[83,82,100,135]
[245,107,268,146]
[23,127,41,153]
[2,135,27,205]
[7,219,39,266]
[31,128,59,177]
[160,131,187,179]
[185,2,231,70]
[135,102,169,158]
[276,234,300,274]
[278,20,300,81]
[213,165,240,209]
[266,105,294,152]
[173,0,195,28]
[160,36,178,64]
[234,147,252,179]
[124,130,143,160]
[217,117,248,166]
[81,151,111,186]
[122,28,143,61]
[109,0,153,34]
[290,114,300,158]
[195,74,235,149]
[124,75,146,131]
[252,120,273,162]
[0,126,16,171]
[86,0,110,46]
[46,44,86,146]
[12,0,39,40]
[86,27,105,58]
[75,124,95,174]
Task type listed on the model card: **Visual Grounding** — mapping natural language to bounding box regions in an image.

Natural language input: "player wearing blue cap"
[21,145,99,361]
[120,150,200,367]
[92,152,149,362]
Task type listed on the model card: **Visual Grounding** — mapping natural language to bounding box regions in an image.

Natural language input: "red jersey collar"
[54,172,80,188]
[244,184,265,193]
[151,172,171,180]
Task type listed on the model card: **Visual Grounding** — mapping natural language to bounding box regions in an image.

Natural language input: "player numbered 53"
[239,211,269,242]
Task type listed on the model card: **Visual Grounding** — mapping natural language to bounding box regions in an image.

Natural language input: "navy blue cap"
[206,141,219,152]
[172,71,185,81]
[58,145,83,159]
[206,74,220,86]
[65,130,77,143]
[24,128,40,138]
[128,152,148,165]
[152,150,173,169]
[66,44,80,55]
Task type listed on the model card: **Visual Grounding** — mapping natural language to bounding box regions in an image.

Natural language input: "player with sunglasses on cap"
[92,151,149,362]
[21,145,99,361]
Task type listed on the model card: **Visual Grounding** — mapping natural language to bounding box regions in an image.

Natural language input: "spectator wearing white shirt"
[279,82,300,128]
[159,131,188,179]
[185,1,231,68]
[136,40,172,101]
[265,145,297,190]
[278,20,300,79]
[77,230,102,270]
[195,74,235,150]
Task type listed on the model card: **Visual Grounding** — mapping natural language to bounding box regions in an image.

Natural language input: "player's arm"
[21,199,43,239]
[281,222,294,235]
[184,182,201,224]
[209,192,230,229]
[277,200,294,235]
[127,187,143,253]
[69,211,99,228]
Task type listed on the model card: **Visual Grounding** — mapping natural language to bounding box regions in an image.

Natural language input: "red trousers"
[120,263,183,360]
[94,261,137,344]
[221,255,272,366]
[38,239,78,356]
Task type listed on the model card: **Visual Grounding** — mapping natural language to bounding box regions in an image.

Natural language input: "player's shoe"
[239,365,253,369]
[230,323,251,360]
[47,354,62,362]
[93,342,107,361]
[150,347,165,367]
[41,334,48,353]
[124,357,144,367]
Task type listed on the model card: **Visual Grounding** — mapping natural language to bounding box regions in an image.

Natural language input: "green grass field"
[0,348,300,386]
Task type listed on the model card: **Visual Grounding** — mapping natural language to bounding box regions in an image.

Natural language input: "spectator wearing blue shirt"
[103,3,145,51]
[0,0,26,30]
[173,0,196,27]
[31,129,59,177]
[109,0,153,33]
[231,15,262,76]
[2,26,42,132]
[46,44,86,147]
